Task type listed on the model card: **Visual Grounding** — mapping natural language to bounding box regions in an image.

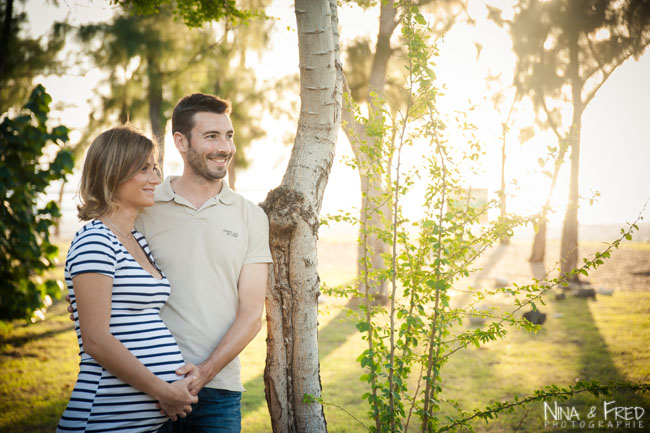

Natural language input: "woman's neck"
[101,208,137,237]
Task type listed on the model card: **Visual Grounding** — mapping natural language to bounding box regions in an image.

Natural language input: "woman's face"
[114,153,160,211]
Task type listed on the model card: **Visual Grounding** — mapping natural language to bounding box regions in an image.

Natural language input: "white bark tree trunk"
[261,1,342,432]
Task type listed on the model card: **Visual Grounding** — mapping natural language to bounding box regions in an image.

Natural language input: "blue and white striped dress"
[57,220,185,432]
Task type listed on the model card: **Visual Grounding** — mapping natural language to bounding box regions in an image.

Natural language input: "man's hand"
[155,376,198,421]
[175,363,211,396]
[65,294,74,321]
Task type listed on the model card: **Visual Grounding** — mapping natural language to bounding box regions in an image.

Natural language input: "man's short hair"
[172,93,231,139]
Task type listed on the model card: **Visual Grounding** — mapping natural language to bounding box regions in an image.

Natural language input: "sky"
[23,0,650,238]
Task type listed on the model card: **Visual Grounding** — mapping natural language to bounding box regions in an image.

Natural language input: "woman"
[57,126,197,432]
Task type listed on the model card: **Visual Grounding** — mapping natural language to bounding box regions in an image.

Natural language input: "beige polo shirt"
[135,176,272,392]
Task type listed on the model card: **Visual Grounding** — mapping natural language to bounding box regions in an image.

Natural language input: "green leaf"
[414,13,427,26]
[356,321,370,333]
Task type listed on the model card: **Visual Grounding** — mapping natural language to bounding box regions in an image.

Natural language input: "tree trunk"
[261,1,342,432]
[227,162,236,190]
[559,17,583,281]
[341,1,398,299]
[529,143,567,262]
[368,0,397,95]
[359,0,398,299]
[53,179,66,237]
[147,56,166,176]
[499,122,509,245]
[0,0,13,82]
[559,117,581,279]
[357,173,391,302]
[529,216,547,262]
[341,104,391,300]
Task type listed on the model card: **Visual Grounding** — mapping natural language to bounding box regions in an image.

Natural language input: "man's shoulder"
[228,190,267,216]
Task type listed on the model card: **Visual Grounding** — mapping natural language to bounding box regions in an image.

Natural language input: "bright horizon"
[24,0,650,236]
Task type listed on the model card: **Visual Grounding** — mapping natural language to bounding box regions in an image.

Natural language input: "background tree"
[486,83,518,246]
[174,0,279,188]
[76,1,278,187]
[0,0,68,113]
[75,8,189,171]
[341,0,471,299]
[506,0,650,274]
[0,85,74,320]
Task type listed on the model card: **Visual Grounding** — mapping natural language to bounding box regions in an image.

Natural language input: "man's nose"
[215,136,231,153]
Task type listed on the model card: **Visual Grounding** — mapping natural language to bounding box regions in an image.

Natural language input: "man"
[143,93,271,432]
[67,94,269,431]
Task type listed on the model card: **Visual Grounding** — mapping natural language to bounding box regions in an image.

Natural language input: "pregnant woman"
[57,126,197,432]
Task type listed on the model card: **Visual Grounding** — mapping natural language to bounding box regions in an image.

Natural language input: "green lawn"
[1,241,649,432]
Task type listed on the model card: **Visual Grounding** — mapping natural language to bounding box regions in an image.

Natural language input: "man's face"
[184,112,236,181]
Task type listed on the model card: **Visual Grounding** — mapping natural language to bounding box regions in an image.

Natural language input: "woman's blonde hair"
[77,125,157,220]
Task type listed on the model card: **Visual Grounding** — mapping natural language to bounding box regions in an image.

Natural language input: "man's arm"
[177,262,268,395]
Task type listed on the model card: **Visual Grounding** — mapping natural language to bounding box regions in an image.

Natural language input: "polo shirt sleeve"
[244,205,273,265]
[67,228,117,278]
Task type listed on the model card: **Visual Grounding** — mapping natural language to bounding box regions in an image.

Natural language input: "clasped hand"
[157,364,199,421]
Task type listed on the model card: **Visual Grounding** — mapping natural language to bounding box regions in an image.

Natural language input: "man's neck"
[171,174,224,209]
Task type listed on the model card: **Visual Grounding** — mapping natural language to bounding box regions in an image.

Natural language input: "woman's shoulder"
[67,220,119,275]
[70,220,117,250]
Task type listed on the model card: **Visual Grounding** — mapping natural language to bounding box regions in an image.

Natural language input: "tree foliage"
[75,0,280,187]
[511,0,650,113]
[504,0,650,268]
[0,85,74,321]
[0,0,68,113]
[111,0,253,28]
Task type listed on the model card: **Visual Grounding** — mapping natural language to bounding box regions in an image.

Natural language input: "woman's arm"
[73,273,197,420]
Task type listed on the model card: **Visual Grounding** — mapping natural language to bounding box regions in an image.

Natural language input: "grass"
[1,241,649,432]
[0,301,78,432]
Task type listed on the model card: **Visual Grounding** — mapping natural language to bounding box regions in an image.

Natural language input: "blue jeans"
[157,388,242,433]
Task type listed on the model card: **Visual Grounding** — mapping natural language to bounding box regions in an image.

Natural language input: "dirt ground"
[317,227,650,294]
[475,239,650,293]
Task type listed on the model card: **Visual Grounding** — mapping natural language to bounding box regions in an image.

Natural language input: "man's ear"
[174,131,188,153]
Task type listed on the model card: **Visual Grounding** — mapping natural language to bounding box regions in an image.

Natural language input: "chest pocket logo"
[223,229,239,238]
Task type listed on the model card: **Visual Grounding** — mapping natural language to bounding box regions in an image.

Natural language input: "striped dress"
[57,220,185,432]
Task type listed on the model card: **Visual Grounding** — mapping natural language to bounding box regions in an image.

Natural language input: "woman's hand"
[65,294,74,321]
[156,376,198,421]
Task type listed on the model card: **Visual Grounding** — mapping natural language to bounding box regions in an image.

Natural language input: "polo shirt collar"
[216,181,235,205]
[154,176,177,202]
[155,176,234,206]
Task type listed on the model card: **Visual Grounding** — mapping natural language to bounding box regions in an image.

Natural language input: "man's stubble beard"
[186,145,229,181]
